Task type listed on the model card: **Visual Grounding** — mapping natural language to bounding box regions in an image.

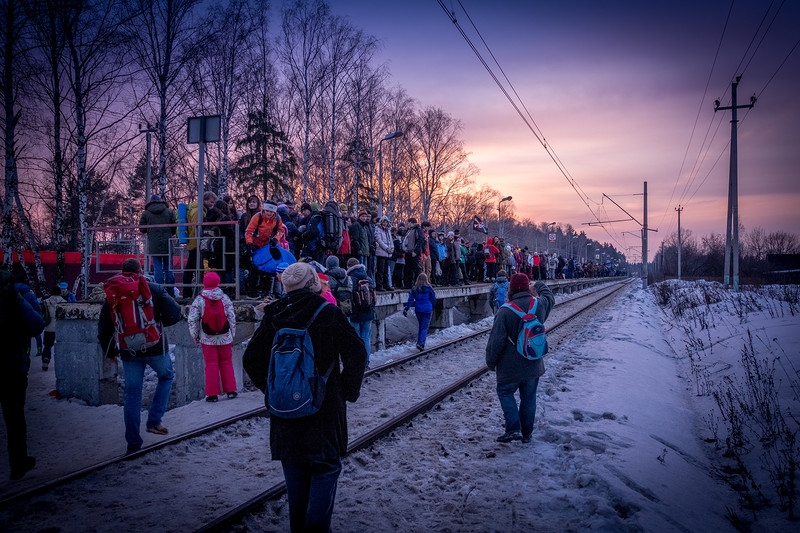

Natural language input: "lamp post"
[378,130,403,217]
[498,195,512,236]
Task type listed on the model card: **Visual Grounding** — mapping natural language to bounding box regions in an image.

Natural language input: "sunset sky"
[334,0,800,258]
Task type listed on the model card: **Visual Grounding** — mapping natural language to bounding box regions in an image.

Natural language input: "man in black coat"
[243,261,366,532]
[0,267,46,480]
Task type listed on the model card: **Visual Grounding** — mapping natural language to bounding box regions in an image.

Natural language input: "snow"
[2,281,799,532]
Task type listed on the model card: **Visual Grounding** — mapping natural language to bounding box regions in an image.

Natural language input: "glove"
[403,310,408,317]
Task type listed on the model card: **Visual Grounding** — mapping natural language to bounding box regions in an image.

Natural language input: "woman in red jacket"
[484,237,500,281]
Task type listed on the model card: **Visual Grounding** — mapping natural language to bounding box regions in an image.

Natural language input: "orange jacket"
[245,210,287,248]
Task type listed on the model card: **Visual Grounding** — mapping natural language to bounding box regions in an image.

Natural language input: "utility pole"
[715,76,755,292]
[675,205,683,280]
[642,181,648,289]
[139,124,158,202]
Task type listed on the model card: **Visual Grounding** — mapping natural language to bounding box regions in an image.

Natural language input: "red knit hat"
[509,273,530,294]
[203,271,220,289]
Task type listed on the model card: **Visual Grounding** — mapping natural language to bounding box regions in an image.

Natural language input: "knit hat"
[318,273,329,282]
[281,262,321,293]
[497,270,507,278]
[59,282,68,290]
[150,194,161,203]
[300,202,312,213]
[276,262,289,274]
[325,255,340,270]
[509,273,531,295]
[203,271,220,289]
[262,200,278,213]
[358,209,369,217]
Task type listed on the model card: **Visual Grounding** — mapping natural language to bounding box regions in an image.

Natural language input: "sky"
[2,281,798,531]
[332,0,800,257]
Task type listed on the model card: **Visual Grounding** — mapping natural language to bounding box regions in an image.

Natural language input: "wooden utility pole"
[714,76,755,292]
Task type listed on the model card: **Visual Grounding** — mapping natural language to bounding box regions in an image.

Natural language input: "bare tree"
[382,86,414,221]
[126,0,200,199]
[765,230,799,255]
[406,106,470,221]
[1,0,24,265]
[60,0,138,295]
[278,0,330,202]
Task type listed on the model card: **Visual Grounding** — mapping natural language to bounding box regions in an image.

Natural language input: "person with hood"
[242,262,366,532]
[277,203,301,259]
[346,257,375,365]
[14,277,43,358]
[484,237,500,281]
[403,273,437,351]
[139,194,177,286]
[188,272,237,402]
[324,255,350,313]
[402,217,424,289]
[489,270,510,313]
[1,267,46,480]
[373,215,394,291]
[485,273,554,444]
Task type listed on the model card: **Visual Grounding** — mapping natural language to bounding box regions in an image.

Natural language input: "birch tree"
[126,0,200,199]
[406,106,470,221]
[1,0,21,265]
[25,0,69,281]
[60,0,136,295]
[278,0,330,202]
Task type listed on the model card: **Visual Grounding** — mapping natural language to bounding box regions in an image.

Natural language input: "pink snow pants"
[201,343,237,396]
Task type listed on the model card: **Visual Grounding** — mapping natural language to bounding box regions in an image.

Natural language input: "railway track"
[0,279,631,532]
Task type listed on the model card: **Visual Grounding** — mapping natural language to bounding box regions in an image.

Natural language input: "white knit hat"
[281,262,321,293]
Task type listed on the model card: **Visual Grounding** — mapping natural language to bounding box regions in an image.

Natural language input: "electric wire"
[436,0,618,250]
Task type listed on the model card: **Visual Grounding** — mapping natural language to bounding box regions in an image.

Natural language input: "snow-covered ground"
[2,281,798,532]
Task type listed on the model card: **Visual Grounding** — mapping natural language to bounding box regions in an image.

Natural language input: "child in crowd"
[318,273,337,305]
[490,269,510,313]
[188,272,237,402]
[403,273,437,351]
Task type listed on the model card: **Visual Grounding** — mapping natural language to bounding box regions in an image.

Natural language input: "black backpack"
[320,210,344,251]
[352,278,375,312]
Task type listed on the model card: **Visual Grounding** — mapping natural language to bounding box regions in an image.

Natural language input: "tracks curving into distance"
[0,279,632,532]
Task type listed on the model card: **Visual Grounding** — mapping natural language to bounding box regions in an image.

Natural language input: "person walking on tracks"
[243,262,366,532]
[485,273,554,444]
[98,258,182,455]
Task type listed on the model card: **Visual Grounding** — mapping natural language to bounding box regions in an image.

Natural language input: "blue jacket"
[2,272,45,373]
[404,285,436,314]
[14,282,42,318]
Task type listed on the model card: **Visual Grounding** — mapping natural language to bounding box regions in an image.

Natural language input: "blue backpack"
[501,298,548,360]
[494,281,508,309]
[267,302,334,418]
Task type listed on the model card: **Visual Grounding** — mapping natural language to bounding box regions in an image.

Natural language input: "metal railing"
[86,220,242,300]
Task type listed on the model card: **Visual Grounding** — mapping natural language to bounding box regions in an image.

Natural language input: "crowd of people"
[4,194,571,532]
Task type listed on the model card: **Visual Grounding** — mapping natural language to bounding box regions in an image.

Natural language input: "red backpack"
[201,296,230,335]
[103,273,160,353]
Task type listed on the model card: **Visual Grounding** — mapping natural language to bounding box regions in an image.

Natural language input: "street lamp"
[378,130,403,217]
[498,195,512,236]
